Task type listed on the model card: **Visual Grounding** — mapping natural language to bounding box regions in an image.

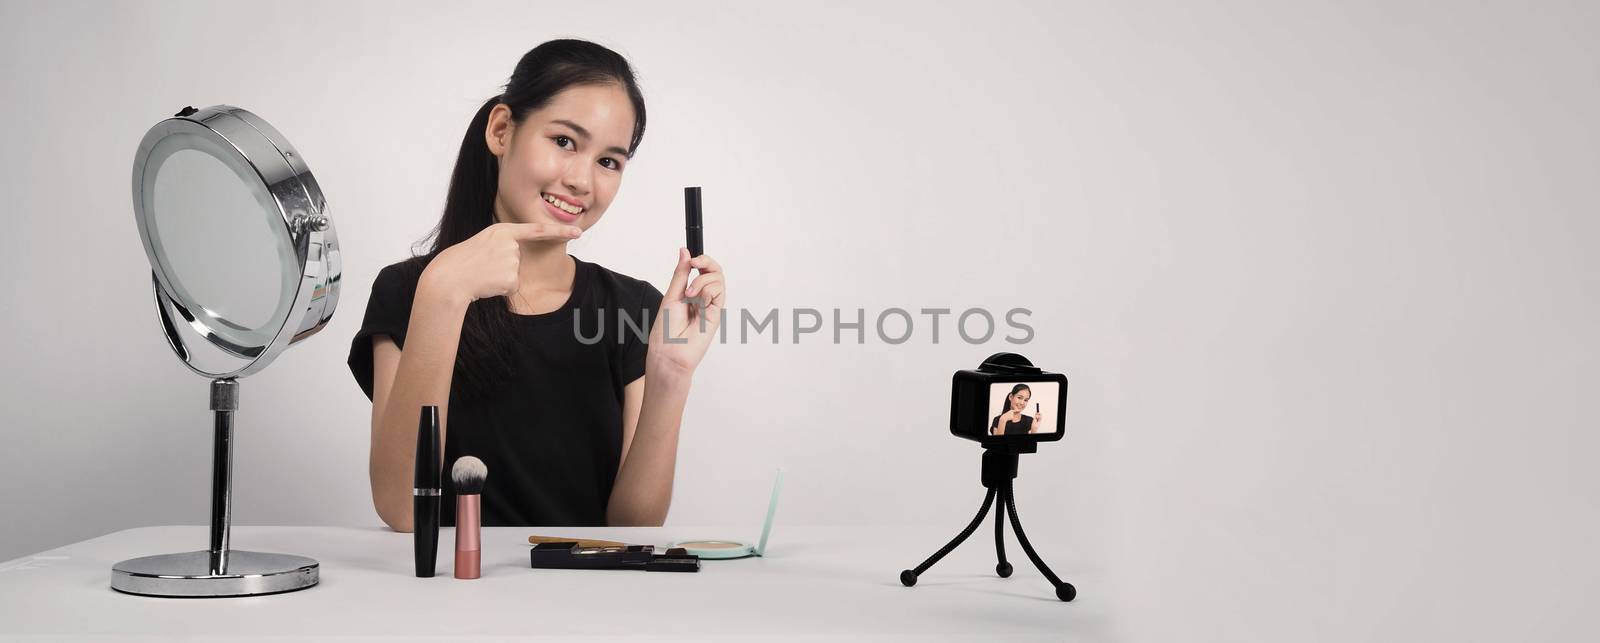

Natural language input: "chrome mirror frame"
[133,105,341,378]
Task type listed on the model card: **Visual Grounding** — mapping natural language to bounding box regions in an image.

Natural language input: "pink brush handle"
[454,494,480,579]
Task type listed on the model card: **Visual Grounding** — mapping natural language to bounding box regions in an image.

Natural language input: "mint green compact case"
[672,469,783,559]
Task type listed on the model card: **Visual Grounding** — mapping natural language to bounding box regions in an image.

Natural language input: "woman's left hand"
[648,247,727,374]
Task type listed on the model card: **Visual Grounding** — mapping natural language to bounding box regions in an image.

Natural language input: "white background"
[1,0,1595,639]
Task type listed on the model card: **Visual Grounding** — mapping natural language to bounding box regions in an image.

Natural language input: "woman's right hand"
[419,222,582,305]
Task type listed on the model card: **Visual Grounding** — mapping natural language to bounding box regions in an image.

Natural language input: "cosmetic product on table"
[414,406,441,578]
[671,468,784,559]
[527,536,630,548]
[529,543,701,573]
[452,456,487,580]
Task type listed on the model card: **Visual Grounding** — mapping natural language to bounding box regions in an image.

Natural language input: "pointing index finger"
[505,222,582,240]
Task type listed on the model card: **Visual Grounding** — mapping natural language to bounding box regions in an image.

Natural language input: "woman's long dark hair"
[417,39,647,402]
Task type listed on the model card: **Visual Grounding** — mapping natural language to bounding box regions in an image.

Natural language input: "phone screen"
[986,382,1060,435]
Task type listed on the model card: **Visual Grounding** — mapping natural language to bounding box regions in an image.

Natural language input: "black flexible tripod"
[900,443,1075,601]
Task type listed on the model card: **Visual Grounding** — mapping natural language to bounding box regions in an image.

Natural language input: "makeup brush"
[452,456,487,579]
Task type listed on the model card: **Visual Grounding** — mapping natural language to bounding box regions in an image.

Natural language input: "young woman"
[990,384,1044,436]
[346,39,727,531]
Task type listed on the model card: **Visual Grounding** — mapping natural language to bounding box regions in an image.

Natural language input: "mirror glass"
[144,134,296,350]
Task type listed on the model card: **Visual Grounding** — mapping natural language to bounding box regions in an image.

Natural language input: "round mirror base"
[111,550,319,597]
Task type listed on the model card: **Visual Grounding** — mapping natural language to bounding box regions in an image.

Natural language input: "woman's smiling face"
[485,83,635,232]
[1011,389,1031,411]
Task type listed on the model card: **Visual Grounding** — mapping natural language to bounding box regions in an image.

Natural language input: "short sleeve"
[346,262,420,401]
[619,279,664,386]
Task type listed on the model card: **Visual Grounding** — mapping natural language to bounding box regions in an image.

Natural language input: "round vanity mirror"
[113,105,340,597]
[132,105,340,377]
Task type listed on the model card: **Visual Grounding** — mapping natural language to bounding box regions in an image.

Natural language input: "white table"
[0,525,1102,641]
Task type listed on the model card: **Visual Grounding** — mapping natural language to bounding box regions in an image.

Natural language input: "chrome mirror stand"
[109,379,318,597]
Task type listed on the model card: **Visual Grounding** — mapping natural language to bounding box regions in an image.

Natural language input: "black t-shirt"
[347,254,663,527]
[991,413,1034,436]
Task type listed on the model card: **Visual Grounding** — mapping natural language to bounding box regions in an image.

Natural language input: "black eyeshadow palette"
[529,542,701,573]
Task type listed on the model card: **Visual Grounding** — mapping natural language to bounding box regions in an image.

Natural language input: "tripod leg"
[994,493,1012,578]
[1003,481,1076,602]
[900,487,996,587]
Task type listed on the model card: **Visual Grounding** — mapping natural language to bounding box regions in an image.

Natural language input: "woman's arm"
[368,271,472,532]
[607,361,693,526]
[997,411,1018,435]
[369,223,580,531]
[607,249,725,526]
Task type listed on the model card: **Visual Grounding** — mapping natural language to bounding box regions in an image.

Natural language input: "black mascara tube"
[684,186,703,258]
[414,405,441,577]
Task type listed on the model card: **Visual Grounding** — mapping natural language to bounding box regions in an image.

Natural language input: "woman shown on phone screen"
[990,384,1043,436]
[347,39,727,531]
